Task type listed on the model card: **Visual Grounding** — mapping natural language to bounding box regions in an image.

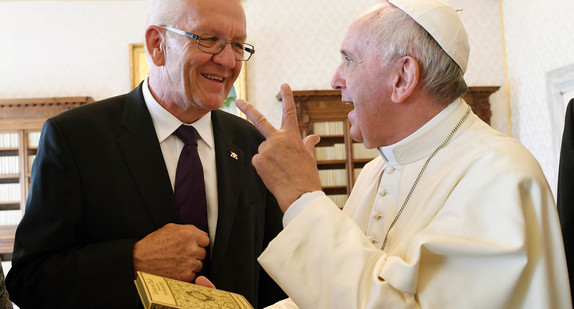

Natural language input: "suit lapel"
[116,96,246,267]
[211,111,244,271]
[117,85,178,228]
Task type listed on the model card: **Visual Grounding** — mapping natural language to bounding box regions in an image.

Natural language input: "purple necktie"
[174,125,210,275]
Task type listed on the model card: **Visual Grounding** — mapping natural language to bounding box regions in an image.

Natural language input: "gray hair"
[363,2,467,104]
[147,0,246,27]
[147,0,187,27]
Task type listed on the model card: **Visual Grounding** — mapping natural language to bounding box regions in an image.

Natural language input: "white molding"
[546,63,574,164]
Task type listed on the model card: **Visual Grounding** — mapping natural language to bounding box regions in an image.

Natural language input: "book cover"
[135,271,253,309]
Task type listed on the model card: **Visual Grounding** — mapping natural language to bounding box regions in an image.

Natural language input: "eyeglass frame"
[161,25,255,61]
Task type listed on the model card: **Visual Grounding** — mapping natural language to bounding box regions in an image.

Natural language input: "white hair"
[147,0,187,27]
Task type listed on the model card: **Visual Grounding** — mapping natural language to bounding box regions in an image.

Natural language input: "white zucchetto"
[388,0,470,73]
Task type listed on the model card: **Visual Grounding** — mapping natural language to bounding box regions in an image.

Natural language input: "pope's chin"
[349,126,364,145]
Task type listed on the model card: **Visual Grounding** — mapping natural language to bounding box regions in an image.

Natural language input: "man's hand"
[236,83,323,212]
[133,223,209,282]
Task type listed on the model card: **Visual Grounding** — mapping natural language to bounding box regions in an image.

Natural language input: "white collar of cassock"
[379,98,470,165]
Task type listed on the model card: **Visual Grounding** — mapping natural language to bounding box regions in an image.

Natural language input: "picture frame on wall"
[129,43,148,90]
[129,43,247,117]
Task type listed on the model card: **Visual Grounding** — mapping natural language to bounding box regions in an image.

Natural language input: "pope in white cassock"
[234,0,572,308]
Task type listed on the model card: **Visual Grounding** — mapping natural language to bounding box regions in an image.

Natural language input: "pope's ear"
[145,25,166,66]
[391,56,420,104]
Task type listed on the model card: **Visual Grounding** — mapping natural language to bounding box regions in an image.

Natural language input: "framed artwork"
[129,43,247,117]
[129,43,149,89]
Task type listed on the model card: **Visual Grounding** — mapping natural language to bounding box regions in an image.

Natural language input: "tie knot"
[175,125,199,146]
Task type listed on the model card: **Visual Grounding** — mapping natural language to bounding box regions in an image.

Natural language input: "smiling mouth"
[202,74,224,82]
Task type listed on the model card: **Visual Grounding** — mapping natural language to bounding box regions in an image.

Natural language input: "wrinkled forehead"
[339,7,385,53]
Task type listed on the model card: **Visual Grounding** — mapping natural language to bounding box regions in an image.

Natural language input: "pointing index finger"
[279,84,299,134]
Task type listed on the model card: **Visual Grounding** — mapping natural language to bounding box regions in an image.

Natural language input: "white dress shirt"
[142,77,219,246]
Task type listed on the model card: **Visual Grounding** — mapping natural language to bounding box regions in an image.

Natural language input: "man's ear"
[391,56,420,103]
[145,25,166,66]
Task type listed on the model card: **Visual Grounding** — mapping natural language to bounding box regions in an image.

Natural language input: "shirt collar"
[378,98,470,165]
[143,77,214,149]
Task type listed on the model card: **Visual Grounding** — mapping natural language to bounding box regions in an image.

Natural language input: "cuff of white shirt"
[282,191,326,227]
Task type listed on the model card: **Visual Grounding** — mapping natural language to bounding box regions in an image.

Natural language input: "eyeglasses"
[162,26,255,61]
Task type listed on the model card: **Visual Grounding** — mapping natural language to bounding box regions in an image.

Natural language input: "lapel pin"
[230,151,238,160]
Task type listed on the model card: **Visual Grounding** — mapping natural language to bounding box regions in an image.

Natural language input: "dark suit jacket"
[558,98,574,303]
[5,85,286,308]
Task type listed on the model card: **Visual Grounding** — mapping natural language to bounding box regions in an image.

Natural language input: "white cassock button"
[379,188,387,197]
[368,236,378,245]
[373,213,382,220]
[386,166,395,174]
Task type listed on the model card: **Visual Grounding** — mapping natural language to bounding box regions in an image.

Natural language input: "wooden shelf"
[317,160,346,166]
[462,86,500,125]
[352,160,371,167]
[0,203,20,211]
[0,96,93,259]
[0,149,18,154]
[283,90,360,198]
[316,137,344,147]
[323,187,348,195]
[0,175,19,181]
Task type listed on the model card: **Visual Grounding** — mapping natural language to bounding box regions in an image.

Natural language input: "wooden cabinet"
[0,96,93,259]
[283,87,499,208]
[463,86,500,125]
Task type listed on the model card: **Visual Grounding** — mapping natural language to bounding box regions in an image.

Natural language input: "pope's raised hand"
[236,83,322,212]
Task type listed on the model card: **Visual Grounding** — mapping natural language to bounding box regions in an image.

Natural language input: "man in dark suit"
[5,0,285,308]
[558,98,574,304]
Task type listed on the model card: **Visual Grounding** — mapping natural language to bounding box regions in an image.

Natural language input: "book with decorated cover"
[135,271,253,309]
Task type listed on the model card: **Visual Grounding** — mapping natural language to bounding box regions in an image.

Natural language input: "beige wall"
[0,1,148,100]
[1,0,572,195]
[503,0,574,193]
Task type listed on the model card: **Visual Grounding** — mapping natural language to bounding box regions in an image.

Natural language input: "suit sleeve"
[6,119,140,308]
[558,98,574,303]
